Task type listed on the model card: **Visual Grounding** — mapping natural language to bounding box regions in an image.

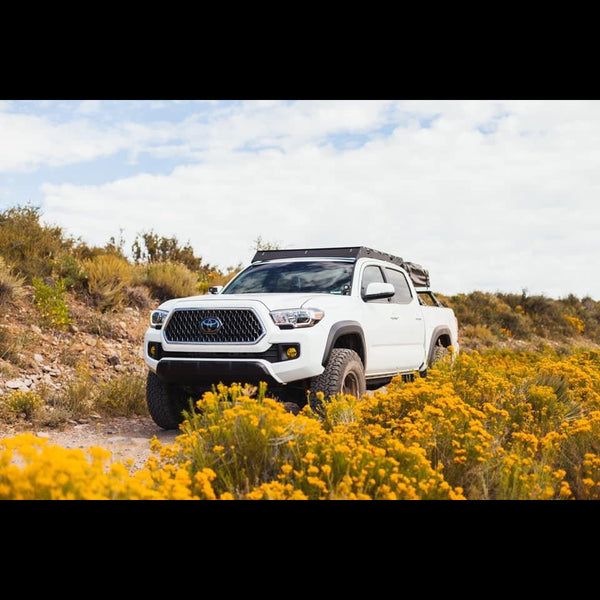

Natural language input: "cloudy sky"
[0,99,598,298]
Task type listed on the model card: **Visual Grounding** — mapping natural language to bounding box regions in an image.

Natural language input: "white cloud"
[77,100,102,114]
[0,99,592,298]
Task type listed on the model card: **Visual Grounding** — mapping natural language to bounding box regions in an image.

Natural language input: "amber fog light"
[280,344,300,361]
[148,342,161,359]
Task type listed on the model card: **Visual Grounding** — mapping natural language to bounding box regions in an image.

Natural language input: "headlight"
[150,309,169,329]
[270,308,324,329]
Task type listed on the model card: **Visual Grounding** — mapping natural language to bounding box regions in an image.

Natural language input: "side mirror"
[364,282,395,301]
[208,286,223,295]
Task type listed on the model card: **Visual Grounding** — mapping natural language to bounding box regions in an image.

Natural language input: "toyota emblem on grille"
[200,317,222,334]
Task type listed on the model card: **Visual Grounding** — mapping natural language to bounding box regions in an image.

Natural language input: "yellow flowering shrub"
[3,348,600,500]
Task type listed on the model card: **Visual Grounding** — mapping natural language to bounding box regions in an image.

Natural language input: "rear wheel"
[429,340,449,368]
[146,371,190,430]
[309,348,366,411]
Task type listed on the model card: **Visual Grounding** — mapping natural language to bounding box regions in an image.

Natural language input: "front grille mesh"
[164,309,264,344]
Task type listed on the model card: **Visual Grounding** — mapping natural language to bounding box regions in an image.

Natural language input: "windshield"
[223,261,354,295]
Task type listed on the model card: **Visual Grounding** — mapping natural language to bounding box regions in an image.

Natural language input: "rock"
[33,353,44,363]
[114,364,125,372]
[119,321,127,330]
[23,379,33,387]
[42,365,52,372]
[107,355,120,366]
[89,412,102,420]
[69,324,79,333]
[106,429,116,435]
[124,307,134,313]
[5,379,24,389]
[70,344,86,353]
[30,325,42,335]
[37,432,50,439]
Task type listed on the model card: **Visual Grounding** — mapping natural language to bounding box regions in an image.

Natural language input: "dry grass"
[142,262,198,301]
[94,373,147,417]
[84,255,133,311]
[0,257,25,306]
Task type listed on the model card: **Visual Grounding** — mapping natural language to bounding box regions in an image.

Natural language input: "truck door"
[384,267,426,370]
[359,264,404,375]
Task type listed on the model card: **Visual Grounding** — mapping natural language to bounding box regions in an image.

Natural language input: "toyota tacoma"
[144,246,459,429]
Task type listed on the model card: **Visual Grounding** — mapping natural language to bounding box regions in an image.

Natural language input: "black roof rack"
[251,246,404,266]
[251,246,430,288]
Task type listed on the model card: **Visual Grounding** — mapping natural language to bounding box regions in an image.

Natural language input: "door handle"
[390,316,399,320]
[415,317,423,320]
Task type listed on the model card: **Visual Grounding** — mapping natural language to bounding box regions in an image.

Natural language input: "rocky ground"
[0,290,147,396]
[0,290,164,468]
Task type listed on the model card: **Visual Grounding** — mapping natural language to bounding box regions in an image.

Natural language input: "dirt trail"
[0,417,179,470]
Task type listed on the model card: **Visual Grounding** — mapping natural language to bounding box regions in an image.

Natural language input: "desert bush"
[52,372,97,418]
[132,230,205,271]
[123,285,152,309]
[1,390,42,422]
[0,206,71,281]
[95,373,147,417]
[0,435,170,500]
[142,262,198,301]
[81,313,121,338]
[32,278,71,329]
[0,326,14,361]
[83,254,133,311]
[57,345,83,368]
[54,254,86,290]
[0,257,25,306]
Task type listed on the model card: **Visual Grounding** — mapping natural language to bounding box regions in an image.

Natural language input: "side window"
[361,265,387,303]
[385,268,413,304]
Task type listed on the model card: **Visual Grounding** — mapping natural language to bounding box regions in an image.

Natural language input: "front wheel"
[309,348,366,411]
[146,371,190,430]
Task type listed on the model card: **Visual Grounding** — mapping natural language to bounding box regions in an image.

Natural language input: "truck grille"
[163,309,265,344]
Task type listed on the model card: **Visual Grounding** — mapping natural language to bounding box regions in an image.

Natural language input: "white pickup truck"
[144,247,459,429]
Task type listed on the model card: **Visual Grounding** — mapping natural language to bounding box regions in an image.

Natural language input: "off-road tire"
[146,371,189,430]
[429,341,449,368]
[309,348,366,411]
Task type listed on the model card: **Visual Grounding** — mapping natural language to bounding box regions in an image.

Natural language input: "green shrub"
[95,373,147,417]
[143,262,198,301]
[32,278,71,329]
[54,254,86,290]
[83,254,133,311]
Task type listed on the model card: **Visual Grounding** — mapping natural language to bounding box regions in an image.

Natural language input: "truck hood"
[158,293,344,312]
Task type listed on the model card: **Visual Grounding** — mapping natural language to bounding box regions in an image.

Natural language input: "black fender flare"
[322,321,367,368]
[426,325,453,367]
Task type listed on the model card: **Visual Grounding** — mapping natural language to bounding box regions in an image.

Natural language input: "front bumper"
[156,359,279,387]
